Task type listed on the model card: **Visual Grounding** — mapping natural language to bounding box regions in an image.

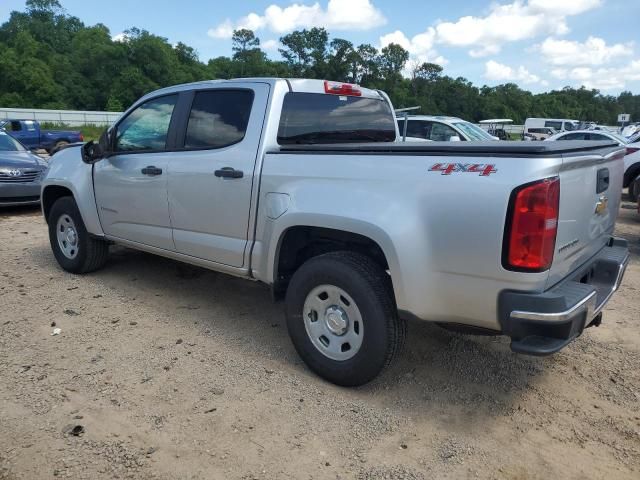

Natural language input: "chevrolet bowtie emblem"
[595,195,609,216]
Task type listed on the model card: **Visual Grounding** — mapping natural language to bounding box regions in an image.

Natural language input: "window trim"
[173,87,256,153]
[111,92,181,156]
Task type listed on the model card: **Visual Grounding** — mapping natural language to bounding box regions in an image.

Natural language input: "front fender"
[41,146,104,236]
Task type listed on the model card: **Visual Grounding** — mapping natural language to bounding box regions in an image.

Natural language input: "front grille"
[0,170,40,183]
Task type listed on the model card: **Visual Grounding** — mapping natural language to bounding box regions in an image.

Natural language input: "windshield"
[277,92,396,144]
[609,132,629,144]
[0,131,27,152]
[452,121,496,141]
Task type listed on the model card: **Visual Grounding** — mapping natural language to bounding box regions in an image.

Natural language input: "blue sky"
[2,0,639,93]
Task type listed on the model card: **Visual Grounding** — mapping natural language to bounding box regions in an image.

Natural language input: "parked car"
[524,118,579,136]
[0,119,83,153]
[545,130,640,201]
[523,127,557,141]
[0,130,48,206]
[621,123,639,138]
[397,115,497,141]
[41,78,629,386]
[627,131,640,144]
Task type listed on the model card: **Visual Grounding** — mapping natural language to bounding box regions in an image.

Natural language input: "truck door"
[93,94,179,251]
[166,83,269,268]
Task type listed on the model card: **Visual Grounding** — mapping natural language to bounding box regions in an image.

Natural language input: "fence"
[0,107,122,126]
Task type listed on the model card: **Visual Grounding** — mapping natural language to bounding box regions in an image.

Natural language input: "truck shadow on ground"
[31,241,550,417]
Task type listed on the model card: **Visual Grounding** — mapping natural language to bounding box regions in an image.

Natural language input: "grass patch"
[39,123,109,142]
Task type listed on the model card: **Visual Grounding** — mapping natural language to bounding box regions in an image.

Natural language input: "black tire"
[285,251,406,386]
[51,141,70,155]
[629,180,639,203]
[48,196,109,274]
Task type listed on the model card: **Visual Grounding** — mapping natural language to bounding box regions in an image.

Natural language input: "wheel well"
[273,226,389,300]
[624,163,640,187]
[42,186,73,223]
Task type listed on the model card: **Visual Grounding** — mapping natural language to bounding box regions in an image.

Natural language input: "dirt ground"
[0,201,639,480]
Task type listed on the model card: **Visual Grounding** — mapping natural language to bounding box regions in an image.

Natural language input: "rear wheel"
[285,251,406,386]
[51,141,69,155]
[48,196,109,274]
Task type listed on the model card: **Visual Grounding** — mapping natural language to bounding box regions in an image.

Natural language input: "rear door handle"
[141,166,163,176]
[214,167,243,179]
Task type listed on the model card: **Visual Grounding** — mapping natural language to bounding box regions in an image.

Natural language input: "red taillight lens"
[625,146,639,156]
[79,134,84,142]
[505,177,560,272]
[324,80,362,96]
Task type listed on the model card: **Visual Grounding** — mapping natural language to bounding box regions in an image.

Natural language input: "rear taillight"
[79,134,84,142]
[625,146,639,156]
[324,80,362,97]
[504,177,560,272]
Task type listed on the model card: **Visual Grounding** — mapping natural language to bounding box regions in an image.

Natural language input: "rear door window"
[560,132,587,140]
[397,120,431,139]
[545,121,563,130]
[278,93,395,144]
[184,90,254,149]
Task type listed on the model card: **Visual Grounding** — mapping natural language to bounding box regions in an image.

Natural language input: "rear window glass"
[185,90,254,149]
[278,92,396,144]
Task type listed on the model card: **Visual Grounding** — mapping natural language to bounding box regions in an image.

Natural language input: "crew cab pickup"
[41,78,629,386]
[0,119,83,153]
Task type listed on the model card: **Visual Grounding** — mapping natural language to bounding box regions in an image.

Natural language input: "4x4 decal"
[429,163,497,176]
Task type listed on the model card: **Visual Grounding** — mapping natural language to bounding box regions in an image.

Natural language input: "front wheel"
[48,196,109,274]
[629,179,639,203]
[285,251,406,386]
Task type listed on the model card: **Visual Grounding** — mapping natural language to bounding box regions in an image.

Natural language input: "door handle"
[214,167,243,179]
[141,166,163,176]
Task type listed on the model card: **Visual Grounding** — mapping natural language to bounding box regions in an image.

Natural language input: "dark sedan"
[0,131,48,207]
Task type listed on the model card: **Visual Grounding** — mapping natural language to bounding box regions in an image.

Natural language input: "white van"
[524,118,579,136]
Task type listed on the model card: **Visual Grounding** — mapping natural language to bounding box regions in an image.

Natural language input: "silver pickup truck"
[41,78,630,386]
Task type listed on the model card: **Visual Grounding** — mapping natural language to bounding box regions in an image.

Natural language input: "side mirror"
[449,135,461,142]
[81,130,111,164]
[81,141,101,164]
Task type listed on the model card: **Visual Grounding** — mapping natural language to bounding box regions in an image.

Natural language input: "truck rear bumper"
[498,237,629,356]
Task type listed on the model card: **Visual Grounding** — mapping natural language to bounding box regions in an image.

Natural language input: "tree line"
[1,0,639,125]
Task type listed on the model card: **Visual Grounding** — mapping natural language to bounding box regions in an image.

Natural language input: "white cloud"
[379,28,447,69]
[432,0,601,57]
[550,60,640,90]
[112,32,127,43]
[538,36,634,66]
[484,60,543,85]
[208,20,234,39]
[262,39,280,51]
[208,0,386,39]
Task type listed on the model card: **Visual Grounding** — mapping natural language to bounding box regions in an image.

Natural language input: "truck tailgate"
[546,145,625,288]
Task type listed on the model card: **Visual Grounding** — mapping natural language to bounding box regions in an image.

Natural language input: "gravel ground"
[0,200,639,480]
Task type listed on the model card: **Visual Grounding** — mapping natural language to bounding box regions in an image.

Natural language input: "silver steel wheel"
[303,284,364,361]
[56,214,79,260]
